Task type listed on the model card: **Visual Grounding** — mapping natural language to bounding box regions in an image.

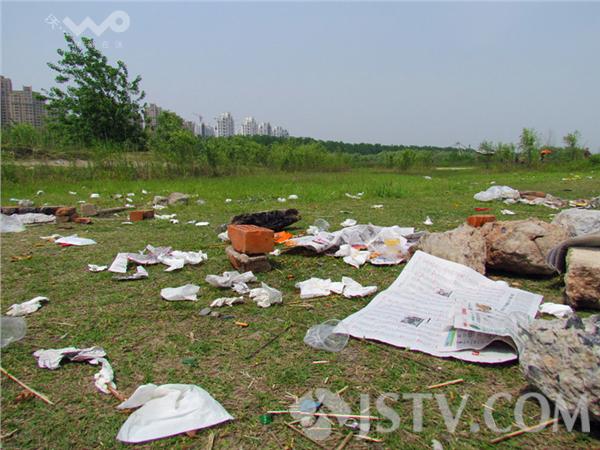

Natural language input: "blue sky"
[2,1,599,149]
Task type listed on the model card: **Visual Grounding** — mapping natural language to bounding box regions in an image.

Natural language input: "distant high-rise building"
[183,120,197,134]
[240,116,258,136]
[258,121,272,136]
[199,122,215,137]
[0,76,47,128]
[145,103,162,129]
[272,125,289,138]
[216,112,234,137]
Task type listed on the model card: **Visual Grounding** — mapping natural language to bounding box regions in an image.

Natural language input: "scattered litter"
[116,384,233,443]
[161,284,200,301]
[205,271,257,295]
[277,197,287,203]
[156,214,177,220]
[121,221,133,225]
[196,198,206,205]
[432,439,444,450]
[500,209,515,215]
[270,248,281,256]
[199,307,212,316]
[424,176,432,180]
[169,219,179,224]
[33,346,115,394]
[40,233,61,242]
[341,251,542,363]
[225,198,232,203]
[6,296,48,317]
[334,245,370,268]
[109,245,207,273]
[15,213,55,225]
[345,192,364,199]
[142,189,148,194]
[340,218,357,227]
[153,204,166,210]
[125,203,135,208]
[304,319,349,352]
[1,316,27,348]
[88,264,107,272]
[90,193,100,198]
[195,221,210,227]
[295,277,376,299]
[539,302,573,318]
[288,194,298,200]
[473,186,520,202]
[114,266,148,281]
[69,191,77,195]
[249,283,283,308]
[231,209,300,231]
[1,214,25,233]
[18,199,34,207]
[235,321,249,327]
[274,231,293,243]
[218,231,230,241]
[371,204,384,209]
[427,378,464,389]
[210,297,244,307]
[423,216,433,226]
[127,193,135,197]
[55,235,97,246]
[307,218,330,235]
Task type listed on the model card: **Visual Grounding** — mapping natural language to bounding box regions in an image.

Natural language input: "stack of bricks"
[1,206,61,215]
[226,224,274,273]
[129,210,155,222]
[55,207,79,224]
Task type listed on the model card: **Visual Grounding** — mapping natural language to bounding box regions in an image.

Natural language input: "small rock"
[481,219,570,275]
[167,192,189,205]
[417,224,487,274]
[153,195,168,206]
[518,315,600,422]
[565,247,600,310]
[552,208,600,237]
[199,307,212,316]
[209,311,221,318]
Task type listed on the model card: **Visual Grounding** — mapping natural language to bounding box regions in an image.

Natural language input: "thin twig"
[206,431,215,450]
[107,386,126,402]
[246,325,292,359]
[335,431,353,450]
[0,367,54,405]
[269,411,382,420]
[427,378,464,390]
[490,418,559,444]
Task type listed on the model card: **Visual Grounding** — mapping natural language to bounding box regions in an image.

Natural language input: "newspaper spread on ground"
[340,251,542,363]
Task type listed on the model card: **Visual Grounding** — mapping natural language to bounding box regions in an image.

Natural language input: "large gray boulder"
[552,208,600,237]
[481,219,570,275]
[417,224,487,274]
[518,315,600,422]
[565,247,600,310]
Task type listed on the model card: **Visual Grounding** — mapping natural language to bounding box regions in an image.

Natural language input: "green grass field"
[1,168,598,449]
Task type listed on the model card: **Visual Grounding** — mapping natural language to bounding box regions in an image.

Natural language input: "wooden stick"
[268,430,285,449]
[285,422,326,449]
[246,325,292,359]
[490,418,559,444]
[107,386,126,402]
[355,434,383,443]
[0,367,54,405]
[268,411,382,421]
[205,431,215,450]
[335,431,353,450]
[427,378,464,390]
[312,360,329,364]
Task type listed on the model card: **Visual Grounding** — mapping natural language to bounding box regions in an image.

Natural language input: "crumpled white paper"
[6,296,49,316]
[295,277,377,299]
[340,218,357,227]
[473,185,520,202]
[345,192,364,199]
[335,244,370,268]
[500,209,516,215]
[88,264,108,272]
[249,283,283,308]
[423,216,433,226]
[161,284,200,301]
[114,266,148,281]
[33,346,115,394]
[539,302,574,318]
[218,231,230,242]
[55,235,97,246]
[210,297,244,307]
[205,271,256,288]
[116,384,233,443]
[109,246,207,273]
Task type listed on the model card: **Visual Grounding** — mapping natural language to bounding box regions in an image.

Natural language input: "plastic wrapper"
[304,319,349,352]
[0,316,27,348]
[161,284,200,301]
[249,283,282,308]
[6,296,48,316]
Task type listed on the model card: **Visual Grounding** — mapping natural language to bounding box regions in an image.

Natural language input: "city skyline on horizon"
[2,2,599,149]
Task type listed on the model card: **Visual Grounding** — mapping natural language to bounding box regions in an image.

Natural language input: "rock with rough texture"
[417,224,487,273]
[167,192,189,205]
[481,219,570,275]
[518,315,600,422]
[565,247,600,310]
[552,208,600,237]
[153,195,168,206]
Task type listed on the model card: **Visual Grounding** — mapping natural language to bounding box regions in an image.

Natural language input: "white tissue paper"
[161,284,200,301]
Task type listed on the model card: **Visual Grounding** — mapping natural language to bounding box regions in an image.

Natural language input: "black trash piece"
[230,209,300,231]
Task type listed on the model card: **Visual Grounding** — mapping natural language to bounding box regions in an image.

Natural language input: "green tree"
[563,131,581,161]
[519,128,538,167]
[148,110,197,163]
[43,34,146,146]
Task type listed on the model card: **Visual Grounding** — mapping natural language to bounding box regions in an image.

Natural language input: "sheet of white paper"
[341,251,543,364]
[161,284,200,301]
[55,235,97,246]
[539,302,573,318]
[116,384,233,443]
[6,296,49,316]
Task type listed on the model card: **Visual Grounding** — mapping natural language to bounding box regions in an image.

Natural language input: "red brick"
[56,207,76,217]
[129,210,144,222]
[467,215,496,228]
[228,224,274,255]
[74,217,93,224]
[142,210,155,219]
